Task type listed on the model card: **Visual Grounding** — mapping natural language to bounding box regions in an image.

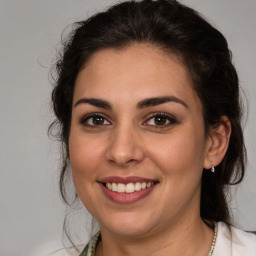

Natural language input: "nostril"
[127,158,138,164]
[105,132,145,166]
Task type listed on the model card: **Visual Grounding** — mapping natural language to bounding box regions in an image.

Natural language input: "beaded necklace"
[208,223,218,256]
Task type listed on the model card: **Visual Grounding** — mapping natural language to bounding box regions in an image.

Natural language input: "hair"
[49,0,246,231]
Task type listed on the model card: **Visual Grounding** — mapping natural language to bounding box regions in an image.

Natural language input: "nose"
[105,124,145,167]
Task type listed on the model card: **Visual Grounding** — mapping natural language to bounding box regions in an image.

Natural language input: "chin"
[99,212,156,238]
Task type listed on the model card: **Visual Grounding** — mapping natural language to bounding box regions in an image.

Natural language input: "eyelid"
[143,112,177,126]
[79,112,177,128]
[80,112,112,126]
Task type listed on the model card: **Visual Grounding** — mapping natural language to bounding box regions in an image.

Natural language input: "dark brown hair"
[50,0,246,227]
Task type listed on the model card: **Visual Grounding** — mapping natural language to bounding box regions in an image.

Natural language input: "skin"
[69,44,231,256]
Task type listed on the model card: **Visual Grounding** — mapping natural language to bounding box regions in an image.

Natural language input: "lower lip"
[99,183,156,204]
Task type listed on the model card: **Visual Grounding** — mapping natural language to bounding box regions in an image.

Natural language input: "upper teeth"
[106,182,154,193]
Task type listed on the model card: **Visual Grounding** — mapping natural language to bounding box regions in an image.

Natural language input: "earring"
[211,164,215,173]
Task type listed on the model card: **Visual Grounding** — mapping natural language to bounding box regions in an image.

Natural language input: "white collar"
[213,222,256,256]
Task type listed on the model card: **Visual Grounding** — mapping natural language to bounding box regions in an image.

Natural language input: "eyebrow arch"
[74,98,112,109]
[137,96,188,109]
[74,96,188,110]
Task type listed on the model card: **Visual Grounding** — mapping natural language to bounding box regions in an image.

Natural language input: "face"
[69,44,211,239]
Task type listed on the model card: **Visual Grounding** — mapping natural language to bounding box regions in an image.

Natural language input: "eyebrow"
[74,96,188,109]
[137,96,188,109]
[74,98,112,109]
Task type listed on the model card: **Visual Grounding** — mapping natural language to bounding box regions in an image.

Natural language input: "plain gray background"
[0,0,255,255]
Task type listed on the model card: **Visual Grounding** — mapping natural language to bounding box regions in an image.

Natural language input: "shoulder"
[213,222,256,256]
[230,224,256,254]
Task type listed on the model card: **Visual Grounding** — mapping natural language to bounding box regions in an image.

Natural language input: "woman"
[50,0,256,255]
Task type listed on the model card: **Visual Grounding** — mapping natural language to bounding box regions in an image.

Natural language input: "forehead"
[74,44,201,110]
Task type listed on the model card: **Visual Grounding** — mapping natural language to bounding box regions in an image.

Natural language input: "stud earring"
[211,164,215,173]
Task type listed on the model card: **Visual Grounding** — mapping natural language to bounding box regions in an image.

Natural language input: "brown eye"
[145,113,177,127]
[154,116,169,125]
[92,116,105,125]
[81,114,111,126]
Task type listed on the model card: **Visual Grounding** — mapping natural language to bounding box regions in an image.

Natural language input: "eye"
[80,114,111,126]
[144,113,176,127]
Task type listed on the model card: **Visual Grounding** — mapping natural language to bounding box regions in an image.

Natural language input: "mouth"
[98,176,158,203]
[103,181,156,193]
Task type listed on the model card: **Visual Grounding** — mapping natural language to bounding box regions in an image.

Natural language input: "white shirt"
[213,222,256,256]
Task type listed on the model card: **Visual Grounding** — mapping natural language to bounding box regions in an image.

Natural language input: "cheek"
[68,129,106,188]
[145,131,206,212]
[147,131,206,173]
[68,131,106,212]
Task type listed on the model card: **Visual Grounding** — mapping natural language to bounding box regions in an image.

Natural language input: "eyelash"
[80,112,177,128]
[80,113,111,127]
[143,113,177,128]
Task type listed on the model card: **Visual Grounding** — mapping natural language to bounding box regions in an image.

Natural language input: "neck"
[96,217,214,256]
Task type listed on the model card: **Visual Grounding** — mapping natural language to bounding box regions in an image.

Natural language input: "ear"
[204,116,231,169]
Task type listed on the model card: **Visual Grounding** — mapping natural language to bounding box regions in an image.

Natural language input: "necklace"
[91,224,218,256]
[208,223,217,256]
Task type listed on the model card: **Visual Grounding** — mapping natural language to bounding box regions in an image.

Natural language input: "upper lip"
[98,176,158,184]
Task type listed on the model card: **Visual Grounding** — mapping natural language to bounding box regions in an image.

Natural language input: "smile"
[98,176,158,204]
[105,182,154,193]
